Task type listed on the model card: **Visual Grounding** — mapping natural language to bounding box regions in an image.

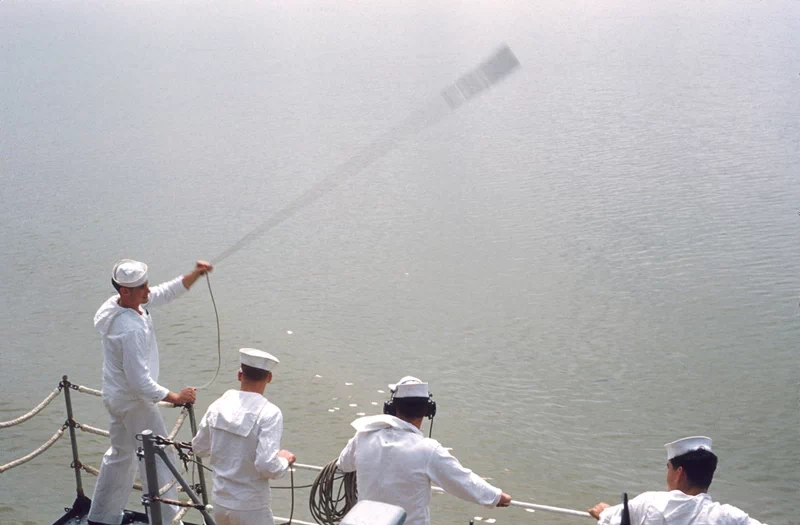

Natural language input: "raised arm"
[145,261,213,309]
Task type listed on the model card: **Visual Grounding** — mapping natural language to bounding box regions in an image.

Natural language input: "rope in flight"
[191,44,521,391]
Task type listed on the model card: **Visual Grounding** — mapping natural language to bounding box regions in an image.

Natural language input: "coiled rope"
[308,460,357,525]
[0,386,62,429]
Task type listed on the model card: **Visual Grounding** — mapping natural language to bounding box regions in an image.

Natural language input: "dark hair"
[394,397,429,419]
[112,279,122,292]
[241,364,270,381]
[670,449,718,489]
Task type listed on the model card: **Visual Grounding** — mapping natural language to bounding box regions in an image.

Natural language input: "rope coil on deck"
[0,386,62,429]
[0,425,66,473]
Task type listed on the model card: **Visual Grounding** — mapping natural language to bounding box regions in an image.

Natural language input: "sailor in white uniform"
[588,436,767,525]
[88,259,213,525]
[192,348,296,525]
[337,376,512,525]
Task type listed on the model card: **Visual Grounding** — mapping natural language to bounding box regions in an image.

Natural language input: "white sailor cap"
[239,348,279,372]
[112,259,148,288]
[665,436,712,461]
[388,376,429,399]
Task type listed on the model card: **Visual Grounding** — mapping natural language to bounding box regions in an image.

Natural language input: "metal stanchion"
[62,375,84,498]
[141,430,165,525]
[187,403,210,506]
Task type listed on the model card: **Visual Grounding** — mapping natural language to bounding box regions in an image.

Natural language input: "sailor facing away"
[88,259,212,525]
[337,376,512,525]
[192,348,296,525]
[588,436,767,525]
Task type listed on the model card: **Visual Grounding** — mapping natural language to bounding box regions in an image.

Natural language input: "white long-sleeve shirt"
[192,390,290,511]
[94,276,187,405]
[597,491,766,525]
[337,415,501,525]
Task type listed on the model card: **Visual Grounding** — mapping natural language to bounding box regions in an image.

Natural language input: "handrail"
[0,425,67,473]
[0,386,62,429]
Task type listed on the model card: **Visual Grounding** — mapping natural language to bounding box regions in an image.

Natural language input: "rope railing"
[82,462,188,494]
[0,425,67,473]
[167,408,188,440]
[0,386,62,429]
[172,506,189,523]
[77,423,110,438]
[73,383,181,408]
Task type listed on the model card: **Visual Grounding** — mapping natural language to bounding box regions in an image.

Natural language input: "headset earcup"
[383,399,395,416]
[427,398,437,419]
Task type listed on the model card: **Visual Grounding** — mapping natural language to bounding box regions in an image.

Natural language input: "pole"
[187,403,210,506]
[62,375,84,497]
[155,446,216,525]
[141,430,164,525]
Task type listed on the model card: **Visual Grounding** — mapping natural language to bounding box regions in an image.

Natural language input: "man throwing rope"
[337,376,512,525]
[192,348,296,525]
[88,259,212,525]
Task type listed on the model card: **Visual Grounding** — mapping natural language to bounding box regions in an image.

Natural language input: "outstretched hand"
[496,493,512,507]
[588,502,611,519]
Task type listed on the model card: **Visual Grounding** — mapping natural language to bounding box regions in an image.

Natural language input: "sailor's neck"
[240,383,267,395]
[117,297,143,314]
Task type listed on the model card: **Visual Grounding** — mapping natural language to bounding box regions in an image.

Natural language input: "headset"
[383,391,437,420]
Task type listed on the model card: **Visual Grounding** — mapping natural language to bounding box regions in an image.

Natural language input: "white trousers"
[214,505,275,525]
[88,399,180,524]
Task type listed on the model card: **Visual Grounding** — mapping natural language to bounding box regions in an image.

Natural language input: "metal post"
[141,430,164,525]
[62,375,84,497]
[154,446,216,525]
[187,403,210,506]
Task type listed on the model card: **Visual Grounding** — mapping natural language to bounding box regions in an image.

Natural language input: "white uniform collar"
[351,414,422,435]
[209,390,268,437]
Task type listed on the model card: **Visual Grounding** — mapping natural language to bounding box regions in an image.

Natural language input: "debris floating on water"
[525,509,535,513]
[377,389,385,393]
[328,409,335,412]
[371,402,378,406]
[349,404,357,407]
[315,374,322,378]
[474,517,483,521]
[334,407,340,411]
[345,382,354,386]
[287,330,293,335]
[486,519,496,523]
[356,412,366,416]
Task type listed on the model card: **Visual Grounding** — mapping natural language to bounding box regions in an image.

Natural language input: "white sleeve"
[426,444,501,506]
[598,496,661,525]
[120,329,169,403]
[254,410,289,479]
[143,276,187,309]
[337,434,358,473]
[191,410,212,458]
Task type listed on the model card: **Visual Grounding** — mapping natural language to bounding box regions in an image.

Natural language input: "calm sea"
[1,1,798,523]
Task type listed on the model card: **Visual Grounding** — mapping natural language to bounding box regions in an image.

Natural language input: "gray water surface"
[1,1,798,524]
